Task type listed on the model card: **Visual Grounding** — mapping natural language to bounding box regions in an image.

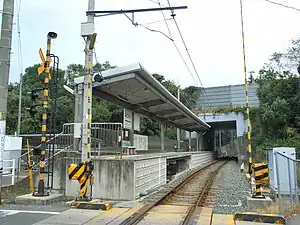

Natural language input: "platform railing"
[15,122,123,185]
[274,151,300,215]
[3,159,16,186]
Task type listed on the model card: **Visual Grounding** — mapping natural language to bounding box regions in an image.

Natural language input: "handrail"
[17,132,63,160]
[275,151,300,162]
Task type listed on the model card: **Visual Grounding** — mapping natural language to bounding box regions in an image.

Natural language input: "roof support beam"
[155,108,178,115]
[182,123,197,127]
[93,89,189,130]
[135,99,165,108]
[168,115,187,121]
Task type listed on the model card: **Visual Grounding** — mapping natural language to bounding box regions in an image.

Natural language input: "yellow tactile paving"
[137,205,190,225]
[211,214,234,225]
[194,207,213,225]
[85,205,144,225]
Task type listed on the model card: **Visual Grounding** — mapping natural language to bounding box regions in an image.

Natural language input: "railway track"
[120,158,230,225]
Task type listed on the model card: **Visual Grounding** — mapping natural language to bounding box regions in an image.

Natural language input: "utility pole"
[177,88,180,152]
[248,71,255,84]
[81,0,95,162]
[0,0,15,203]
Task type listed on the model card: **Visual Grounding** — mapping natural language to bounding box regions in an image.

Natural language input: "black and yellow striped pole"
[67,33,98,200]
[239,0,252,175]
[81,33,97,200]
[34,32,57,196]
[252,163,269,197]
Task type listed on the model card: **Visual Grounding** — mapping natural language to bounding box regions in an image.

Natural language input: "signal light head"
[93,73,104,83]
[47,32,57,39]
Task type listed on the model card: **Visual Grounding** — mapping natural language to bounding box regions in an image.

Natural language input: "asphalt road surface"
[0,204,67,225]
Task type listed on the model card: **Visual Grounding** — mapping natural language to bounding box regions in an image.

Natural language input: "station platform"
[48,151,214,201]
[32,206,234,225]
[97,151,202,160]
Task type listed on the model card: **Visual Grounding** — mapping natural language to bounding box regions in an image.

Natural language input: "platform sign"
[123,109,140,131]
[134,134,148,150]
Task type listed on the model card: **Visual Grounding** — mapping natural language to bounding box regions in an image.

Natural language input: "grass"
[255,202,300,220]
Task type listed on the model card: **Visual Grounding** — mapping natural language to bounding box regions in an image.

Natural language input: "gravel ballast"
[212,160,252,215]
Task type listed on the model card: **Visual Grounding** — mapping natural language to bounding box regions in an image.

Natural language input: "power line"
[122,12,173,41]
[139,23,173,41]
[263,0,300,12]
[16,0,23,73]
[163,1,212,108]
[147,0,167,7]
[154,0,199,89]
[16,0,23,136]
[138,17,173,26]
[171,17,212,107]
[143,0,212,109]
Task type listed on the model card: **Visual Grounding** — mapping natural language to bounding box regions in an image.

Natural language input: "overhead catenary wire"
[162,0,212,109]
[169,16,212,108]
[155,0,199,109]
[263,0,300,12]
[16,0,24,136]
[148,0,203,96]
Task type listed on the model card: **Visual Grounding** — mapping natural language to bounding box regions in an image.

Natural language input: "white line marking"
[218,200,242,207]
[0,209,60,215]
[0,210,19,218]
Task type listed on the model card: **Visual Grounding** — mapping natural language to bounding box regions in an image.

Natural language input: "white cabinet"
[268,147,296,194]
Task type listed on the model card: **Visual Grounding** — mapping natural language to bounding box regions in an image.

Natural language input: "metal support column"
[213,130,217,152]
[219,130,222,149]
[130,110,135,146]
[177,88,180,151]
[196,133,199,151]
[81,0,95,162]
[0,0,15,203]
[275,152,284,215]
[200,133,203,151]
[160,123,165,152]
[188,131,192,151]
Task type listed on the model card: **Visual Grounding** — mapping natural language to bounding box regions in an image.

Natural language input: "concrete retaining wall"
[190,151,213,169]
[40,151,215,201]
[134,157,166,198]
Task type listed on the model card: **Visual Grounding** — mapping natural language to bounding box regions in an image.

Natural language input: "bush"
[252,135,300,162]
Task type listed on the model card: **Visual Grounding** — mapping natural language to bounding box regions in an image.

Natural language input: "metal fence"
[91,123,122,154]
[274,151,299,215]
[15,122,123,185]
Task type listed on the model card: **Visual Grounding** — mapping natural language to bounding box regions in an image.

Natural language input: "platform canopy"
[74,63,211,132]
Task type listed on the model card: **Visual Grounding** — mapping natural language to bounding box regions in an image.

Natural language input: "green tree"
[181,86,200,109]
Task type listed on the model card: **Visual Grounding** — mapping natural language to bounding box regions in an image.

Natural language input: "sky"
[7,0,300,88]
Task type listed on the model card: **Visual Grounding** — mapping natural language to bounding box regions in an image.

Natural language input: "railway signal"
[32,32,57,197]
[26,88,44,117]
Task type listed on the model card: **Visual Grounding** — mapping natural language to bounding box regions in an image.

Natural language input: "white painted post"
[11,159,15,186]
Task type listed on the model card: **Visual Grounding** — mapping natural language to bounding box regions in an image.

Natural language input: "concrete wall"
[64,158,135,201]
[59,152,214,201]
[134,157,166,198]
[198,112,247,137]
[94,160,135,200]
[148,136,177,152]
[190,151,213,168]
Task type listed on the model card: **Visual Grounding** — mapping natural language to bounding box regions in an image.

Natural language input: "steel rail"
[182,159,230,224]
[120,158,230,225]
